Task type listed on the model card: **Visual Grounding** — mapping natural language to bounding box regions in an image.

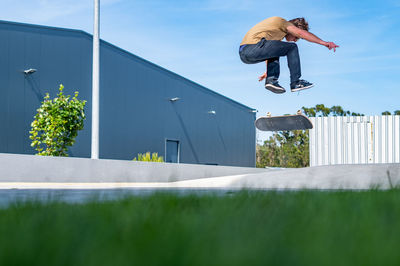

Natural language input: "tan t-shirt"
[240,17,293,45]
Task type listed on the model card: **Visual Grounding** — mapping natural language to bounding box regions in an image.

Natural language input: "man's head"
[286,17,309,42]
[289,17,309,31]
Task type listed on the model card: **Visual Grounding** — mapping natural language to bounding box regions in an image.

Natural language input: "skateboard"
[255,110,313,131]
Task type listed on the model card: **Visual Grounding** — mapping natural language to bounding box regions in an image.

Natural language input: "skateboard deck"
[255,111,313,131]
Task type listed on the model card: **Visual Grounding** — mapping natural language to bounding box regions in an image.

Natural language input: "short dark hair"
[289,17,309,31]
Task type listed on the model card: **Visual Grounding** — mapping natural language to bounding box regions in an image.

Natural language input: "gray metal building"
[0,20,256,167]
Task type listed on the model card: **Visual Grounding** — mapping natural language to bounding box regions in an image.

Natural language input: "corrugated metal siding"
[0,20,256,167]
[310,116,400,166]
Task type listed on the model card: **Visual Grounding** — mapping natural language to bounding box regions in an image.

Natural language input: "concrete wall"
[0,20,256,167]
[1,153,399,191]
[0,153,266,183]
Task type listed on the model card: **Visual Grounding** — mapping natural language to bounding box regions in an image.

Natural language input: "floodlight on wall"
[250,109,258,113]
[24,68,37,75]
[208,110,216,115]
[169,97,180,102]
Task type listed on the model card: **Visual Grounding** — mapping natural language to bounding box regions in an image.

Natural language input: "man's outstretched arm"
[287,25,339,52]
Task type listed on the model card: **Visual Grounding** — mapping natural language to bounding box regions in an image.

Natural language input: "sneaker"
[291,79,314,92]
[265,79,286,94]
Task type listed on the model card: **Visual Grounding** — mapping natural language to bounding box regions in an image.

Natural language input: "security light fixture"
[251,109,258,113]
[24,68,37,75]
[169,97,180,102]
[208,110,216,115]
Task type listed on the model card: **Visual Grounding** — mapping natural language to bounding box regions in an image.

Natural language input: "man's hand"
[259,72,267,82]
[259,60,268,82]
[323,41,339,52]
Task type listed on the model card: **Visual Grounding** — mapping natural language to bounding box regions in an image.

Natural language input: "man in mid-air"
[239,16,339,94]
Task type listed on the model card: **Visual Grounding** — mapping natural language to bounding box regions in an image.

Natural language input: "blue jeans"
[239,39,301,84]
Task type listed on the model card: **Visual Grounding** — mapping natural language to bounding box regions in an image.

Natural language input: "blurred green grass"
[1,190,400,266]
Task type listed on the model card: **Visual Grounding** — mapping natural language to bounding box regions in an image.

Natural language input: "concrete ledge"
[226,164,400,190]
[0,153,266,183]
[1,153,400,190]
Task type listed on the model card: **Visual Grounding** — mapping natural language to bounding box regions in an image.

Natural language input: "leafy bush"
[133,152,164,162]
[29,84,86,156]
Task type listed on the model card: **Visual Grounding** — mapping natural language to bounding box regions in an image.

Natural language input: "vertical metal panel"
[388,116,393,162]
[329,117,335,164]
[310,115,400,166]
[317,117,323,166]
[337,116,343,164]
[367,118,374,163]
[395,116,400,162]
[310,117,315,165]
[354,116,359,163]
[6,29,25,153]
[374,116,380,163]
[381,116,387,163]
[323,117,329,165]
[359,116,366,164]
[0,27,10,152]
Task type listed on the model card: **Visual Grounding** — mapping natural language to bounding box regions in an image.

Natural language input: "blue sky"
[1,0,400,141]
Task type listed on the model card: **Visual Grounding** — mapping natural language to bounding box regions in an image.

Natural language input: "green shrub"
[133,152,164,162]
[29,84,86,156]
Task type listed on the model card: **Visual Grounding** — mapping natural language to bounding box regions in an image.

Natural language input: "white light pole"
[91,0,100,159]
